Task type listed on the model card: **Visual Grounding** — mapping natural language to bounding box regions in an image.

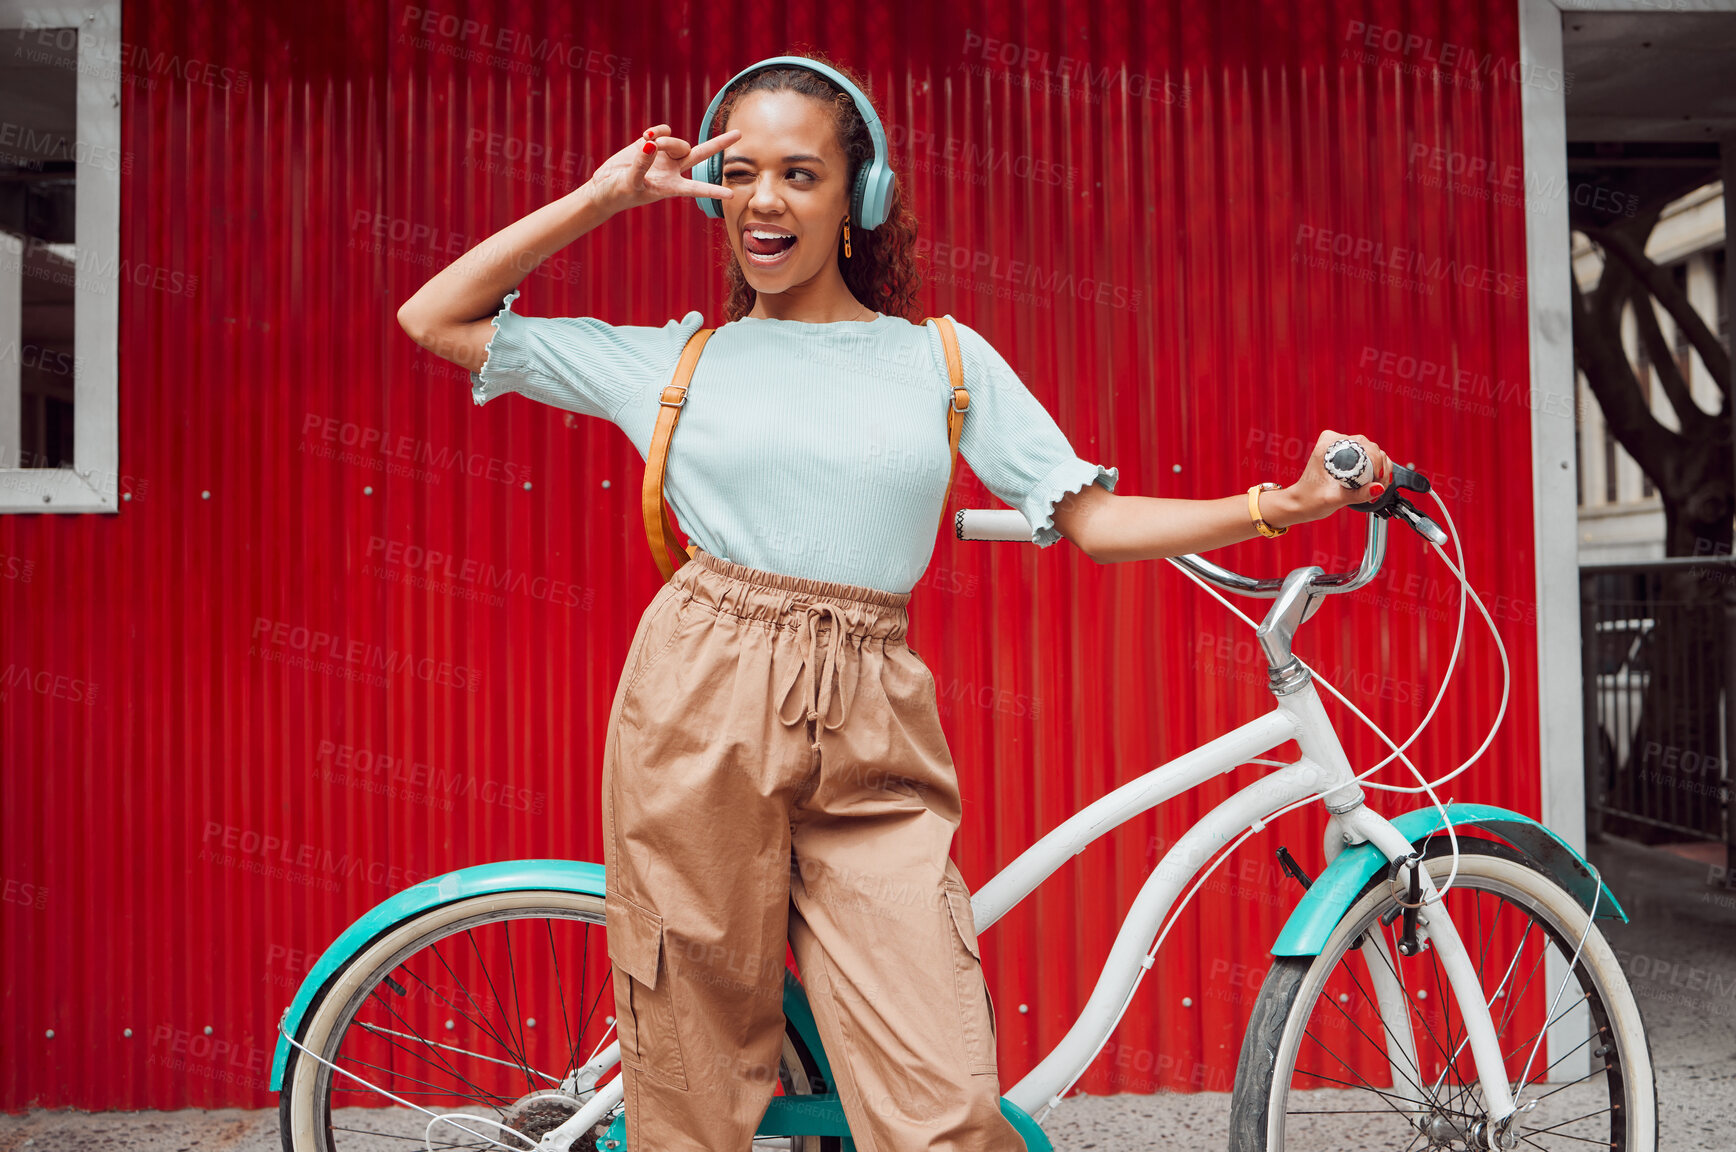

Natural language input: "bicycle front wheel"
[278,890,832,1152]
[1230,839,1656,1151]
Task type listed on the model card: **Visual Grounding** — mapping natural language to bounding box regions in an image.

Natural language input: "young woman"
[399,53,1389,1152]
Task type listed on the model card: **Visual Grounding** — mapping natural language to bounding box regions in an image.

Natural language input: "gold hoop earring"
[843,213,852,259]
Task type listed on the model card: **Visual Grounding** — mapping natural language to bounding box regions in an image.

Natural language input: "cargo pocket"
[943,880,1000,1076]
[605,888,690,1089]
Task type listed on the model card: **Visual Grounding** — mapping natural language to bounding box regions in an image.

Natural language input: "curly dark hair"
[709,52,923,322]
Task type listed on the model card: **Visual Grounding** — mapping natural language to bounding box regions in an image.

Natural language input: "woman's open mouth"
[743,226,798,267]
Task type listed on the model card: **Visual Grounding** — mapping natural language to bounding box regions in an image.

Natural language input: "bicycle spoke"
[1524,1106,1614,1137]
[462,927,536,1087]
[1517,1107,1618,1149]
[426,939,537,1083]
[1497,926,1549,1036]
[329,1122,496,1148]
[365,980,505,1098]
[1420,930,1479,1121]
[392,966,501,1046]
[1286,1108,1429,1115]
[1503,992,1592,1074]
[357,988,506,1107]
[1537,1031,1599,1080]
[1299,1026,1442,1121]
[1342,934,1457,1097]
[1314,983,1442,1108]
[331,1047,497,1101]
[546,917,582,1081]
[1523,1063,1611,1107]
[356,1020,563,1084]
[500,919,534,1096]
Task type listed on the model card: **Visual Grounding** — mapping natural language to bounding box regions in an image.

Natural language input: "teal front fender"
[1271,803,1627,957]
[270,858,606,1091]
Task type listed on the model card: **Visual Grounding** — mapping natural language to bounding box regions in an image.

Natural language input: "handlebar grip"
[1323,439,1373,489]
[955,508,1034,542]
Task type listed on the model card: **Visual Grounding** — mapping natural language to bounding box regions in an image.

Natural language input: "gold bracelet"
[1248,482,1287,538]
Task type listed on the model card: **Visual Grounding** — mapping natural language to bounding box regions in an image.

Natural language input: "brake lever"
[1393,499,1449,546]
[1347,464,1449,545]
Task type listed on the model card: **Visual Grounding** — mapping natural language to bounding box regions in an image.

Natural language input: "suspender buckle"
[951,387,970,414]
[659,384,689,409]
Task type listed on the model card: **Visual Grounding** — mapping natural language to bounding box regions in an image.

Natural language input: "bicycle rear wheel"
[1230,839,1656,1151]
[277,891,831,1151]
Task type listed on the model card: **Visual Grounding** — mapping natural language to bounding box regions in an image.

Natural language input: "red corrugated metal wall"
[1,0,1538,1110]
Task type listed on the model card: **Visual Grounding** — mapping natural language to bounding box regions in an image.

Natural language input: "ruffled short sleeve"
[468,289,707,422]
[938,318,1119,548]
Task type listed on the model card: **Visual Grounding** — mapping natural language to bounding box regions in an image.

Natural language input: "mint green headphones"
[693,55,895,230]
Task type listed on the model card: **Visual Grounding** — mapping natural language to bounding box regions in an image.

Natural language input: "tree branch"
[1627,277,1716,441]
[1594,225,1732,401]
[1571,257,1682,487]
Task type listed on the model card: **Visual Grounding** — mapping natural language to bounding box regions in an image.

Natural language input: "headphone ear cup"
[852,166,871,230]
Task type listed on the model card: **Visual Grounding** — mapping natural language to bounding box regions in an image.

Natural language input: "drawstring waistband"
[671,549,909,753]
[773,600,864,749]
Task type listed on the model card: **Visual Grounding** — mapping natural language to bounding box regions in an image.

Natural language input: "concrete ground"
[3,835,1732,1151]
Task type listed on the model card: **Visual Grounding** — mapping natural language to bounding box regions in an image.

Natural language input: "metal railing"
[1580,558,1735,864]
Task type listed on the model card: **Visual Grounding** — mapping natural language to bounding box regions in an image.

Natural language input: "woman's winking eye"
[723,166,818,183]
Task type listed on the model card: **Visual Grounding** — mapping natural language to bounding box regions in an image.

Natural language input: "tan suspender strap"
[643,327,714,582]
[925,316,970,541]
[643,318,968,583]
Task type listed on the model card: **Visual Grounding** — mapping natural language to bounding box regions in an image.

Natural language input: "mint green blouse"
[470,291,1118,594]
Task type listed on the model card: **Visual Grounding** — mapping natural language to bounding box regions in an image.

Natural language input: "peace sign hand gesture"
[586,125,742,216]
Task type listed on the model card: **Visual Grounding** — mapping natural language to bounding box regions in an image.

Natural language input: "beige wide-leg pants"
[601,546,1023,1152]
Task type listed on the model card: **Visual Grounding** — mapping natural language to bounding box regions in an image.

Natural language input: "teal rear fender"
[270,858,607,1090]
[1272,803,1627,957]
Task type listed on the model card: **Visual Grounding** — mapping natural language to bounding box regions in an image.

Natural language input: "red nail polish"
[644,128,655,140]
[1370,483,1386,497]
[642,140,656,154]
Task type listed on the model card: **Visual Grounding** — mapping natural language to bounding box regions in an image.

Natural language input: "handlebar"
[953,464,1448,600]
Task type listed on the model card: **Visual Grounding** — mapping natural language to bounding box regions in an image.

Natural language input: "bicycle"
[272,463,1657,1151]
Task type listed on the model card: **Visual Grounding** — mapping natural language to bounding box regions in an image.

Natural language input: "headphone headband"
[693,55,895,230]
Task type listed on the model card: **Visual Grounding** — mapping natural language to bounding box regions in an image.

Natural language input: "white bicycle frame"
[982,672,1513,1123]
[538,511,1519,1150]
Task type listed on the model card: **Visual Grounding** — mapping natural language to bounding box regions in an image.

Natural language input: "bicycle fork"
[1288,681,1523,1146]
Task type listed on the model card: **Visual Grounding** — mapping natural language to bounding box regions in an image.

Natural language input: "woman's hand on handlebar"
[583,124,742,216]
[1273,431,1393,528]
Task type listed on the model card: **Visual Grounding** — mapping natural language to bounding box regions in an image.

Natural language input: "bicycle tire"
[1229,838,1657,1151]
[278,890,832,1152]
